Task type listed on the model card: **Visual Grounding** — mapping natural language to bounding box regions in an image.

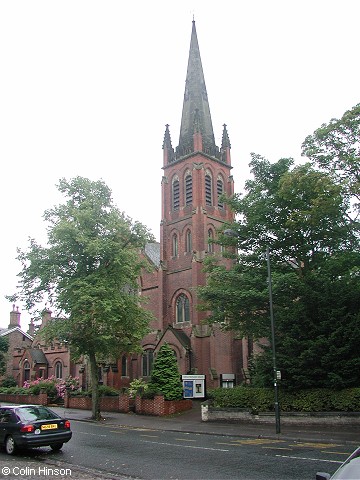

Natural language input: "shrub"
[23,375,80,402]
[139,384,162,399]
[0,386,28,394]
[332,388,360,411]
[149,343,183,401]
[128,378,149,399]
[208,387,360,412]
[65,375,81,393]
[29,381,57,400]
[208,387,273,413]
[98,385,121,397]
[68,389,91,397]
[1,376,17,388]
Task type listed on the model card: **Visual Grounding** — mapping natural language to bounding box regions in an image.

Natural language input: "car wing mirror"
[316,473,331,480]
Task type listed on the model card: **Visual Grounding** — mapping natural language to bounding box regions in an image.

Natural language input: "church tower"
[153,20,240,387]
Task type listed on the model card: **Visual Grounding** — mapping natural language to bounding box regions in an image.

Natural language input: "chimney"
[28,318,35,336]
[41,308,52,327]
[9,304,21,329]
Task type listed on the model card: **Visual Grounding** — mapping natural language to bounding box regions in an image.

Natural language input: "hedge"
[207,387,360,413]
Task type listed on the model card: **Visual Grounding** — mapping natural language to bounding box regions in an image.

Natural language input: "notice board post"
[182,375,206,399]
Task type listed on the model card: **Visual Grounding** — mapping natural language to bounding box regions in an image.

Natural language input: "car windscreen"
[15,406,59,423]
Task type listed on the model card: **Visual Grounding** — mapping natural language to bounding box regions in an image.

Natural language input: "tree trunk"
[89,352,101,420]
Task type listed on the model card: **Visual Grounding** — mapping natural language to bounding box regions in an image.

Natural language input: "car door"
[0,408,13,443]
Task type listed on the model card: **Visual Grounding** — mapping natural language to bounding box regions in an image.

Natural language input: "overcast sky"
[1,0,359,330]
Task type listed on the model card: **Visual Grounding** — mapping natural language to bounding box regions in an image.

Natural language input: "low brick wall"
[201,403,360,426]
[0,392,48,405]
[0,391,191,417]
[64,393,130,413]
[135,395,193,416]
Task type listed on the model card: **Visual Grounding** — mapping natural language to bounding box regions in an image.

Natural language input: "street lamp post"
[266,246,281,434]
[223,230,281,434]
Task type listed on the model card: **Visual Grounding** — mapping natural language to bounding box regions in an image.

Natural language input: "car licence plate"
[41,424,58,430]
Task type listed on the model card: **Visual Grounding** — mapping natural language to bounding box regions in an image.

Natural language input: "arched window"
[142,349,154,377]
[185,173,192,206]
[172,233,178,257]
[172,177,180,211]
[24,361,30,382]
[55,361,63,379]
[185,229,192,253]
[205,173,212,206]
[208,229,214,253]
[176,294,190,323]
[217,176,224,208]
[121,355,127,376]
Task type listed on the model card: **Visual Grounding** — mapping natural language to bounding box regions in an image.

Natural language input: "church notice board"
[182,375,206,398]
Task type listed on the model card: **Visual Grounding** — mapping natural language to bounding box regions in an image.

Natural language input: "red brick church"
[129,20,251,390]
[2,21,253,392]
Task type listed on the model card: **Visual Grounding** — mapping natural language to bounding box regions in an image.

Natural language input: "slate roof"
[144,242,160,268]
[177,20,216,157]
[0,326,33,341]
[159,325,191,351]
[169,326,191,350]
[26,348,48,365]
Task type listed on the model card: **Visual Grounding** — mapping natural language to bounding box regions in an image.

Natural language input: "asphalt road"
[0,419,353,479]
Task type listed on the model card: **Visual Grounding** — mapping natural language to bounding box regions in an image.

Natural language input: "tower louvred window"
[185,174,192,205]
[217,177,224,208]
[172,179,180,210]
[205,174,212,205]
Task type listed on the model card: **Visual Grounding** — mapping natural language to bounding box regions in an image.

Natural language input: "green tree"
[150,343,183,400]
[0,337,9,376]
[199,155,360,389]
[302,103,360,225]
[8,177,155,419]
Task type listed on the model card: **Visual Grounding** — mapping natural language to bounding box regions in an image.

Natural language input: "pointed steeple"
[176,20,218,159]
[221,124,231,164]
[221,124,231,149]
[162,124,175,165]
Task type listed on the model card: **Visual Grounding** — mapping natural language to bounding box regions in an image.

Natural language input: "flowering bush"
[128,378,148,399]
[23,375,80,402]
[65,375,80,392]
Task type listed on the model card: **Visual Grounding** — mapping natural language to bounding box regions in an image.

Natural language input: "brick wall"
[0,392,48,405]
[135,395,192,416]
[64,393,130,413]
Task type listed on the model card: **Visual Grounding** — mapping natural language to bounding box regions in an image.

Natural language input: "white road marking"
[276,454,342,464]
[76,431,107,437]
[142,440,229,452]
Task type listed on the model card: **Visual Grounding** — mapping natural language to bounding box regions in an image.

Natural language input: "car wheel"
[50,443,63,451]
[5,435,16,455]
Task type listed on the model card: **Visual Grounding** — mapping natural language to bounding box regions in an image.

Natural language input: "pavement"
[1,401,359,479]
[45,401,360,447]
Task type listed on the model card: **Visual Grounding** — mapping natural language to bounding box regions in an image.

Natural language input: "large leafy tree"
[8,177,155,419]
[199,155,360,389]
[302,103,360,225]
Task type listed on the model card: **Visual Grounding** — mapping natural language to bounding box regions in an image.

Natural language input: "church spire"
[176,20,217,159]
